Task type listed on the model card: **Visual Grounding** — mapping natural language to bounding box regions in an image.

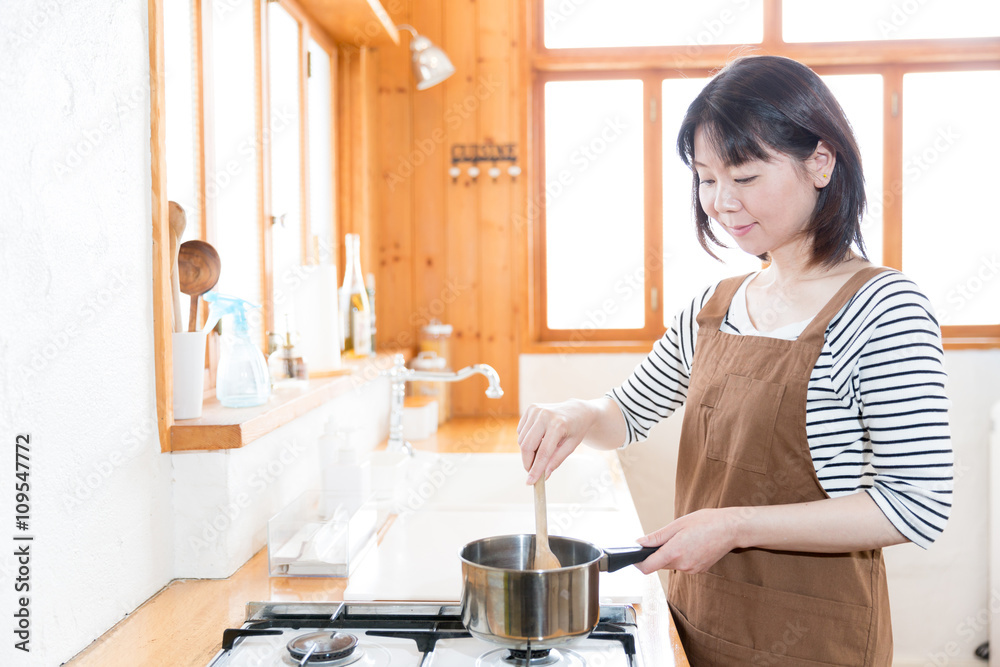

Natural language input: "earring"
[822,174,828,178]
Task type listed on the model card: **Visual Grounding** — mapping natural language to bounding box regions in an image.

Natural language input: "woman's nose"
[715,185,740,212]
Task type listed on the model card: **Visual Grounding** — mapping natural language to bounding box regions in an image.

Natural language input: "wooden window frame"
[525,0,1000,352]
[149,0,340,451]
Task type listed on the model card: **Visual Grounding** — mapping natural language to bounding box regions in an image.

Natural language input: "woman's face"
[692,126,833,261]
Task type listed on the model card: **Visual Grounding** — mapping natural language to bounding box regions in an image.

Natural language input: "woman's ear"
[806,140,837,188]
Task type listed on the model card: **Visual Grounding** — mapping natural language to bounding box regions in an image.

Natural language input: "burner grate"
[212,602,642,667]
[365,629,472,653]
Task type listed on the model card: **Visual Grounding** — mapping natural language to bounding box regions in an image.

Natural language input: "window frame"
[149,0,340,451]
[526,0,1000,351]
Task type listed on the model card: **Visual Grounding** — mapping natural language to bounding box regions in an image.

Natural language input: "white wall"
[0,3,392,664]
[172,378,389,579]
[0,2,169,664]
[521,349,1000,666]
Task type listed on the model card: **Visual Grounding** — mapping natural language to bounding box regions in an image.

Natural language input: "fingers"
[516,406,533,445]
[518,411,546,472]
[632,511,733,575]
[637,522,679,548]
[517,402,586,482]
[526,425,564,484]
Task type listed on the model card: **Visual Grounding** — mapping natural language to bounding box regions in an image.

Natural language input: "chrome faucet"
[382,353,503,454]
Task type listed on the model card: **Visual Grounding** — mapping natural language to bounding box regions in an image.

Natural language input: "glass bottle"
[365,272,377,356]
[340,233,371,357]
[267,319,307,388]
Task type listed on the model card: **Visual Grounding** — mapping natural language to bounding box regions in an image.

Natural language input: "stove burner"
[507,648,552,661]
[475,646,585,667]
[286,631,359,664]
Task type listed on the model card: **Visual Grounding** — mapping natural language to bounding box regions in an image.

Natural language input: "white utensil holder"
[172,331,208,419]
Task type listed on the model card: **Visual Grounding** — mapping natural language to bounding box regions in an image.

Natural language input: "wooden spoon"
[178,239,222,332]
[168,202,187,333]
[533,477,562,570]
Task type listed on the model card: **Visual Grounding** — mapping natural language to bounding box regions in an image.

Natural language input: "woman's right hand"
[517,399,599,484]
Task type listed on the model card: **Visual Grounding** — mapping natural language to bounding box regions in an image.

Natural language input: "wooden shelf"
[294,0,400,47]
[170,353,401,452]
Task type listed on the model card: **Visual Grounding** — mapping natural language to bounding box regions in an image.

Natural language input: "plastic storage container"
[267,491,380,577]
[419,320,453,365]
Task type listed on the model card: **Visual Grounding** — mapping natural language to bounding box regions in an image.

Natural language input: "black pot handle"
[601,546,659,573]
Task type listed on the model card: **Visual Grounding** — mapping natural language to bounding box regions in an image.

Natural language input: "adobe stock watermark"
[750,619,809,666]
[923,584,1000,666]
[547,457,624,534]
[187,438,308,554]
[877,0,931,39]
[349,276,472,388]
[207,106,295,200]
[52,83,149,177]
[934,253,999,326]
[510,113,632,238]
[395,413,507,512]
[549,246,669,356]
[6,0,69,48]
[384,74,503,191]
[682,0,755,61]
[545,0,754,64]
[18,266,132,380]
[60,417,159,511]
[865,125,960,231]
[543,0,591,31]
[347,0,403,47]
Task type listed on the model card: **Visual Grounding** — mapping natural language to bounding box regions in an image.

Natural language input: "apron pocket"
[704,374,785,474]
[671,606,852,667]
[676,572,874,667]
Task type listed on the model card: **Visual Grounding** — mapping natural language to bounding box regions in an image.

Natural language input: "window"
[531,1,1000,349]
[163,0,338,346]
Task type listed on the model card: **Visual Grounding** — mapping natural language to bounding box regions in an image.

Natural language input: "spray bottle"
[202,292,271,408]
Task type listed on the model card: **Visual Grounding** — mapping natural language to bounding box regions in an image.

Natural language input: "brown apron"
[668,267,892,667]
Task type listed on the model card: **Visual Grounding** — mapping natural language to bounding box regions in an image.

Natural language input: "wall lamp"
[396,24,455,90]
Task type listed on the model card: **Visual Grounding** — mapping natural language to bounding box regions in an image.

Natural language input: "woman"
[518,56,952,666]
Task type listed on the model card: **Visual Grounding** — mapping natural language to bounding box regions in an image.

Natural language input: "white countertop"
[344,451,654,603]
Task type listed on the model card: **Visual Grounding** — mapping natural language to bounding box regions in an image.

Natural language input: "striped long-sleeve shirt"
[608,269,953,548]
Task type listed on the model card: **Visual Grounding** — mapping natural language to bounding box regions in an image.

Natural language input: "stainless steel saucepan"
[459,534,656,650]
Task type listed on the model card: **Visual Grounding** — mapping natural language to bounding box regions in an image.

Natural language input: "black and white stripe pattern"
[609,270,953,548]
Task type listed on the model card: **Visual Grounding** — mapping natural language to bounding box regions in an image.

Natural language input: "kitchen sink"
[398,451,622,512]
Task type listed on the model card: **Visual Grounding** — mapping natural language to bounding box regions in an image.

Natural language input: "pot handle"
[600,546,659,573]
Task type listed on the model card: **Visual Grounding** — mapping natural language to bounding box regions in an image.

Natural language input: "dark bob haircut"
[676,56,867,266]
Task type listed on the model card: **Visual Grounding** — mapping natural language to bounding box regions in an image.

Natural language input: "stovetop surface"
[207,601,642,667]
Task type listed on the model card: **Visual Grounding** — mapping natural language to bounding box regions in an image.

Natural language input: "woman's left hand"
[634,508,742,575]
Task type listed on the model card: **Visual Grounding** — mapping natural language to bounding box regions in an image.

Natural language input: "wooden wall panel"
[374,3,413,353]
[336,46,356,259]
[373,0,526,416]
[440,0,482,415]
[409,0,447,346]
[477,0,518,416]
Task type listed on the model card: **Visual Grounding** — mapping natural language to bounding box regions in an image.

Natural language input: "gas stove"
[207,601,644,667]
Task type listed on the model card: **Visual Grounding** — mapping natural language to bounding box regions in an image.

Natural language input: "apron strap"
[798,266,891,346]
[695,273,754,332]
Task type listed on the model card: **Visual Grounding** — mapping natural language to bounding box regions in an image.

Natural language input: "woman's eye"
[734,176,757,184]
[698,178,715,186]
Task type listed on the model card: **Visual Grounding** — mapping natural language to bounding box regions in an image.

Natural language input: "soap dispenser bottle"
[268,316,308,387]
[317,418,370,518]
[202,292,271,408]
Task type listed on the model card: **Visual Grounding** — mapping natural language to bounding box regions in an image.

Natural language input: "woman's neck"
[763,237,863,288]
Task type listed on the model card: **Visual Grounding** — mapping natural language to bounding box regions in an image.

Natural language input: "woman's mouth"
[727,222,756,237]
